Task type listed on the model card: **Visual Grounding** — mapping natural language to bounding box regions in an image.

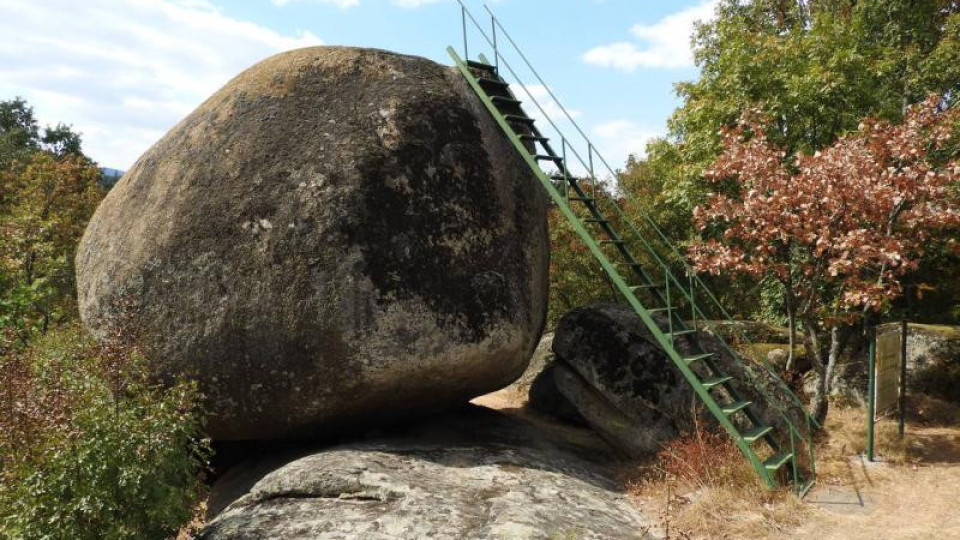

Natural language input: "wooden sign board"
[874,330,902,420]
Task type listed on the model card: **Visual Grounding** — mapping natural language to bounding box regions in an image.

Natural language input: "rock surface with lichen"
[199,406,660,540]
[75,46,549,440]
[530,303,810,457]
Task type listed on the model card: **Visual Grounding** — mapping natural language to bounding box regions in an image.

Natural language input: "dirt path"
[474,389,960,540]
[786,426,960,540]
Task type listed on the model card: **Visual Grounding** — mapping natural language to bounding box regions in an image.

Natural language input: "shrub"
[0,325,210,540]
[653,419,758,489]
[911,358,960,404]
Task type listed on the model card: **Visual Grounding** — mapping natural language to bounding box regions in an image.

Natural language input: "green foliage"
[547,204,619,328]
[0,98,105,352]
[0,97,86,167]
[617,0,960,322]
[0,325,210,540]
[636,0,960,227]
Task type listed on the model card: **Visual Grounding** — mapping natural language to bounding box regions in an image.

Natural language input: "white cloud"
[583,0,718,71]
[272,0,446,7]
[592,119,657,166]
[391,0,446,7]
[517,84,581,126]
[0,0,322,169]
[272,0,359,7]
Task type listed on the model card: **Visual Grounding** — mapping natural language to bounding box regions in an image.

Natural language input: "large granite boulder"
[531,303,809,456]
[200,406,660,540]
[75,47,549,440]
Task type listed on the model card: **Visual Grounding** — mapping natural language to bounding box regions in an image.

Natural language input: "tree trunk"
[785,299,796,372]
[809,325,842,425]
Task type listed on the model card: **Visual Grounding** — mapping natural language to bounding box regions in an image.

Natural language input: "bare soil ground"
[785,423,960,540]
[474,390,960,540]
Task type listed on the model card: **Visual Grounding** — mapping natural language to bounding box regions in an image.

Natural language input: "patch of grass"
[903,323,960,340]
[816,405,910,486]
[623,417,807,539]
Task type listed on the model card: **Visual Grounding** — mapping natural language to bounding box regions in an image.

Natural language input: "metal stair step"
[682,352,714,365]
[492,95,521,106]
[721,400,752,415]
[702,375,733,390]
[629,283,663,293]
[477,76,509,87]
[467,59,495,70]
[763,451,794,472]
[535,154,562,162]
[742,425,774,443]
[520,134,549,142]
[503,114,535,124]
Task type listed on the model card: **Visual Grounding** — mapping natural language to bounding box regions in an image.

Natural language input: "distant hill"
[99,167,124,188]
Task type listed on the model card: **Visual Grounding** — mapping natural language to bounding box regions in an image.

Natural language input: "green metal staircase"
[450,2,816,495]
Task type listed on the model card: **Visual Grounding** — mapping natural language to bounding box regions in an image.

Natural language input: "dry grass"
[818,395,960,483]
[625,395,960,539]
[623,418,808,539]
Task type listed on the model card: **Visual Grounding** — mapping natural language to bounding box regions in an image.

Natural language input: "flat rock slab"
[806,486,873,515]
[201,406,661,540]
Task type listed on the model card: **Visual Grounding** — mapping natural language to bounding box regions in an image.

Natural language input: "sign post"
[868,325,907,460]
[899,319,907,439]
[866,326,876,462]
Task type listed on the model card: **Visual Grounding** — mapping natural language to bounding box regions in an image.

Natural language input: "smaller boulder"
[767,348,788,369]
[531,304,809,457]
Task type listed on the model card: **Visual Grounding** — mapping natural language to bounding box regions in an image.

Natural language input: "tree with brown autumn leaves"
[690,96,960,423]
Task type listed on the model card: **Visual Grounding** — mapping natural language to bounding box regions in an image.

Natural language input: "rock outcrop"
[75,47,549,440]
[807,323,960,405]
[490,332,554,405]
[530,303,808,456]
[200,406,660,540]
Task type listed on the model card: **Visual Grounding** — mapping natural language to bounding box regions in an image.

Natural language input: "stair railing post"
[866,324,877,461]
[689,271,696,331]
[562,138,569,202]
[789,425,799,489]
[666,270,673,344]
[491,12,498,74]
[462,5,469,61]
[588,143,596,211]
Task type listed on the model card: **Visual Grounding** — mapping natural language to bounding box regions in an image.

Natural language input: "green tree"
[0,97,103,351]
[0,98,40,171]
[627,0,960,320]
[691,98,960,422]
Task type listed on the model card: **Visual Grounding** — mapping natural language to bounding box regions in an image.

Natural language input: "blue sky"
[0,0,717,170]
